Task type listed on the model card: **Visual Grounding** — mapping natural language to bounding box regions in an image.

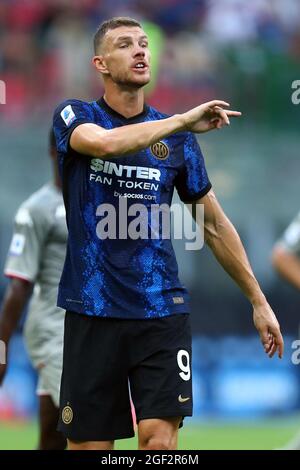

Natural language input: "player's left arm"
[193,189,284,358]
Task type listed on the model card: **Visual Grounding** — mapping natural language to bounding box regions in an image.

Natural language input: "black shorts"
[58,311,193,442]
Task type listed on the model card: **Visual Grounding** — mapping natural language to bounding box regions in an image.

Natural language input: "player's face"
[99,27,151,88]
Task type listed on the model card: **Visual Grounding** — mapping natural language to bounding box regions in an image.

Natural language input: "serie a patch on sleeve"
[60,105,76,127]
[9,233,26,256]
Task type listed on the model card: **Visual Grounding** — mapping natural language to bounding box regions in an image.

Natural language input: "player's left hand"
[253,302,284,359]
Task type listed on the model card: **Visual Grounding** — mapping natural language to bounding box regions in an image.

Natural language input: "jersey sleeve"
[53,99,94,154]
[4,205,51,283]
[175,132,212,202]
[278,212,300,257]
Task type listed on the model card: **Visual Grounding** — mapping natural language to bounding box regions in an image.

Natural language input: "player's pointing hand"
[181,100,242,133]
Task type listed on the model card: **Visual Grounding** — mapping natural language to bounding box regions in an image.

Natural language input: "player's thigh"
[58,312,134,442]
[138,417,181,450]
[130,314,193,424]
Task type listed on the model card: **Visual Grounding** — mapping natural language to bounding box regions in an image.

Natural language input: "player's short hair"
[94,17,142,54]
[49,128,56,151]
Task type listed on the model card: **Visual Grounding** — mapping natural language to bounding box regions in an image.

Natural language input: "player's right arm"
[0,202,49,385]
[0,279,33,385]
[272,213,300,290]
[55,100,241,159]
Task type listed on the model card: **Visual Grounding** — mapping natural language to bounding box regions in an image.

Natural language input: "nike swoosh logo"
[178,395,190,403]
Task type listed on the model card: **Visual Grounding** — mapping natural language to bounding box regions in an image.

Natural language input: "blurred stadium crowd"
[1,0,300,122]
[0,0,300,427]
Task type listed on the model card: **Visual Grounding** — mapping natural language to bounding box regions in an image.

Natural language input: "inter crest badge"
[150,141,169,160]
[62,405,73,424]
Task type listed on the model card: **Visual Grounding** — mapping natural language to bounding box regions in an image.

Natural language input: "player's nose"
[132,45,145,58]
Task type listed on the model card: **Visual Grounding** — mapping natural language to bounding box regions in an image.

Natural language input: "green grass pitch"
[0,417,299,450]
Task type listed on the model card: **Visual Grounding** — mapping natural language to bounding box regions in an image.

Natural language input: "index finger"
[207,100,230,109]
[225,110,242,117]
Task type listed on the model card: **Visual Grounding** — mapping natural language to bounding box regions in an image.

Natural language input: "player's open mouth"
[132,62,148,72]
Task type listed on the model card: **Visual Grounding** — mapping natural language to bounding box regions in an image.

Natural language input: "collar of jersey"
[97,96,149,123]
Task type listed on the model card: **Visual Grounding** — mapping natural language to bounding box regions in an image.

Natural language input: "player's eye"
[119,43,129,48]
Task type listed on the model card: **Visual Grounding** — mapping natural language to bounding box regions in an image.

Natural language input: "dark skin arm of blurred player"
[272,245,300,290]
[0,278,33,385]
[192,190,284,359]
[70,101,241,158]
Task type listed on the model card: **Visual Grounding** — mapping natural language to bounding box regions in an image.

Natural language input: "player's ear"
[93,55,109,75]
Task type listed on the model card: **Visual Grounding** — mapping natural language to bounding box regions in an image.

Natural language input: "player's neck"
[103,84,144,119]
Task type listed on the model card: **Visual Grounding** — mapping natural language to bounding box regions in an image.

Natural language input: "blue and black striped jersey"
[53,97,211,319]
